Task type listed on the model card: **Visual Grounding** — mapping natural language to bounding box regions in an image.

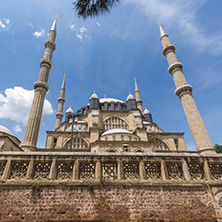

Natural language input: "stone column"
[159,24,215,154]
[21,17,57,151]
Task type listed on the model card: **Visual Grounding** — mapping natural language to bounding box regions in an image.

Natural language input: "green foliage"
[214,144,222,154]
[30,183,42,191]
[73,0,120,19]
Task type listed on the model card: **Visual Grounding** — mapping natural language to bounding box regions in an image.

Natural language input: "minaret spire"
[134,78,143,113]
[21,17,57,151]
[159,24,215,154]
[51,16,57,32]
[158,23,168,39]
[55,74,66,129]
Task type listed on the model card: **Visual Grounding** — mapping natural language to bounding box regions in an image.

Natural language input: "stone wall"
[0,152,222,221]
[0,184,217,222]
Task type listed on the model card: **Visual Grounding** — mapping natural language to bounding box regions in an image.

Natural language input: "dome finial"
[126,91,135,101]
[65,106,73,113]
[144,107,151,115]
[89,91,98,100]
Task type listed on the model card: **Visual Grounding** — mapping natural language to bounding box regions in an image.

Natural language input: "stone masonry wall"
[0,184,217,222]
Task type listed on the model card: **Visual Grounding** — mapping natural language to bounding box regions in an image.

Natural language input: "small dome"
[89,91,98,100]
[126,92,135,102]
[0,125,13,136]
[101,129,133,136]
[65,106,73,113]
[144,107,151,115]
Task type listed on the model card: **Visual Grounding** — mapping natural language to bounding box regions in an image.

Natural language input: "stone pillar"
[159,24,215,154]
[2,158,12,180]
[26,159,35,179]
[182,159,191,181]
[55,74,66,129]
[21,17,57,151]
[49,159,57,180]
[139,161,146,180]
[161,160,168,180]
[73,159,79,180]
[117,160,124,180]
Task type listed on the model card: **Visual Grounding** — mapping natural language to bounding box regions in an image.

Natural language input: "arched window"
[64,138,88,150]
[149,138,169,151]
[103,117,128,130]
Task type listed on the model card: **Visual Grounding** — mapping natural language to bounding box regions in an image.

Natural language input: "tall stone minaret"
[21,17,57,151]
[55,74,66,129]
[134,78,143,113]
[159,23,215,154]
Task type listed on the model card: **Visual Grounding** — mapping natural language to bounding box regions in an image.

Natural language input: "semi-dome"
[101,129,133,136]
[99,98,124,104]
[126,92,135,102]
[0,125,13,136]
[89,91,98,100]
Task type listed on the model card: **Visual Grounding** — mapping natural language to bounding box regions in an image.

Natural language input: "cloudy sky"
[0,0,221,150]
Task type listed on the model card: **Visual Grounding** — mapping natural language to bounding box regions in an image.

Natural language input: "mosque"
[0,17,221,221]
[0,18,215,155]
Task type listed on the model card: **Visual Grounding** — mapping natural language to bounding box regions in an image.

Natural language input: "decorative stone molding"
[168,62,183,74]
[162,44,175,56]
[44,40,56,51]
[56,112,64,118]
[175,84,193,97]
[34,80,49,92]
[58,97,65,103]
[40,58,53,68]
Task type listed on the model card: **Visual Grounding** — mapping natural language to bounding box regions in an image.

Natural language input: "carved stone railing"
[0,152,222,184]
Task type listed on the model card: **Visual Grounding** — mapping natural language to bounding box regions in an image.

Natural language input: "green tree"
[73,0,120,19]
[214,144,222,154]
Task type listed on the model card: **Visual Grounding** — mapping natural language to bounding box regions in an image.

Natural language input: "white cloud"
[0,17,10,31]
[70,24,75,30]
[4,18,10,25]
[127,0,222,56]
[0,21,6,29]
[13,125,22,133]
[76,27,90,42]
[76,34,83,41]
[80,27,87,33]
[96,22,101,27]
[0,86,53,125]
[33,29,45,38]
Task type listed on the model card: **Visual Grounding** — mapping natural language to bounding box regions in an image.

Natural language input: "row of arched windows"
[64,138,88,150]
[103,117,128,130]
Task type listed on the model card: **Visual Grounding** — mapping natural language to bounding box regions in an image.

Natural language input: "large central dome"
[99,98,125,104]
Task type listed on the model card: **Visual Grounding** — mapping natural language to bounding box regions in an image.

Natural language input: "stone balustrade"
[0,151,222,184]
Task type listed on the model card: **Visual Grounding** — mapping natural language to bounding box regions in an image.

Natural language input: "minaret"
[55,74,66,129]
[159,23,215,154]
[134,78,143,113]
[21,17,57,151]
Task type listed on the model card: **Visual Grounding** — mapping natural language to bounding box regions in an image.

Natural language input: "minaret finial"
[51,16,57,32]
[134,77,139,92]
[158,23,167,39]
[61,73,66,89]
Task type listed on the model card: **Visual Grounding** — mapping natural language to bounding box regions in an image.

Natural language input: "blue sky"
[0,0,221,150]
